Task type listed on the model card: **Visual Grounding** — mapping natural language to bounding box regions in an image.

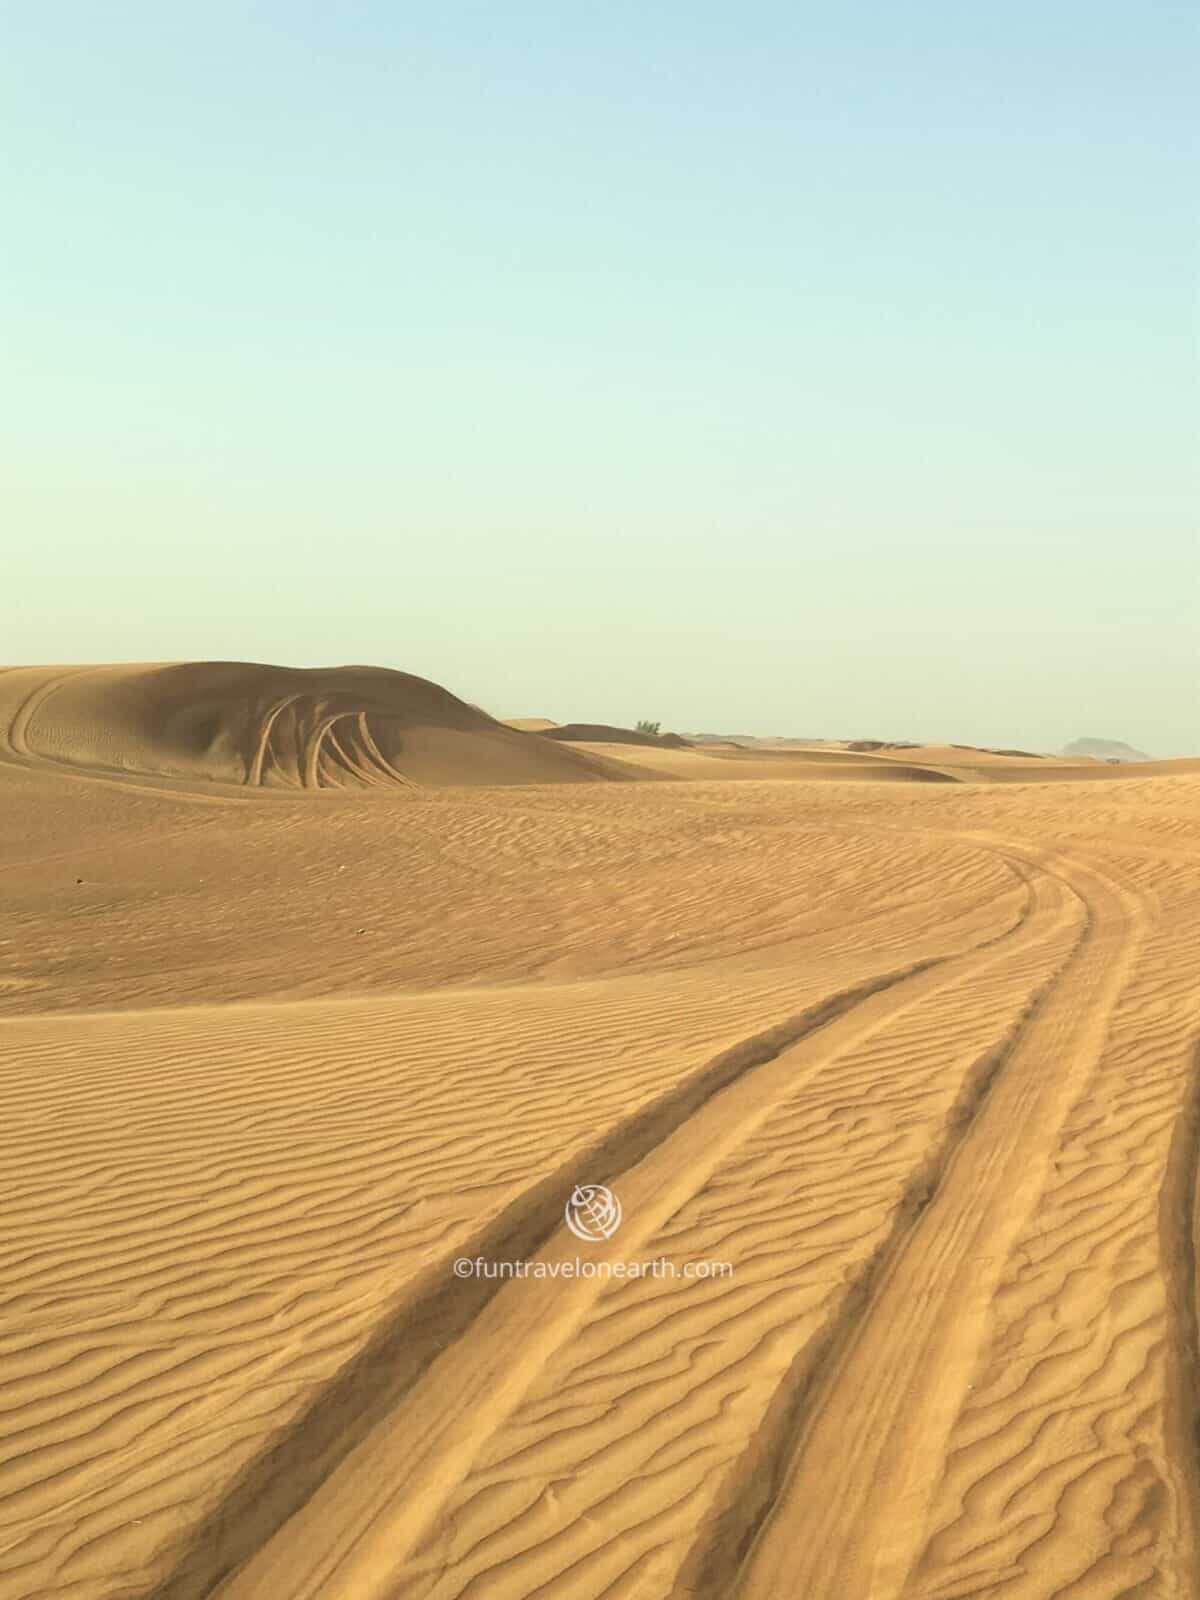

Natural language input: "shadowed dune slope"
[0,663,628,789]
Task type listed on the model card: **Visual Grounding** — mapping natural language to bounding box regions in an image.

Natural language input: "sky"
[3,2,1196,752]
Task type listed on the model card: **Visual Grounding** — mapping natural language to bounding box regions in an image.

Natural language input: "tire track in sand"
[382,857,1080,1600]
[905,902,1200,1599]
[1,668,88,762]
[713,848,1144,1600]
[149,961,944,1600]
[1156,1037,1200,1593]
[196,860,1061,1599]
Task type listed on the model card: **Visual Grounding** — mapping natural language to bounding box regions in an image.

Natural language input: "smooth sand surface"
[1,665,1198,1599]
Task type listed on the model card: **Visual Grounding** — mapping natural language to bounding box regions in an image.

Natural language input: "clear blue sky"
[3,2,1196,751]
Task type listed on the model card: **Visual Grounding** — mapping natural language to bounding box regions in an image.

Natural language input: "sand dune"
[0,665,1197,1599]
[561,741,962,783]
[543,723,694,749]
[0,664,623,789]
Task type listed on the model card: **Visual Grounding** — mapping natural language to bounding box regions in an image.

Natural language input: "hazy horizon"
[4,3,1196,755]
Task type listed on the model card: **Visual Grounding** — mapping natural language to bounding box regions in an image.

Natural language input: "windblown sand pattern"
[0,664,1197,1599]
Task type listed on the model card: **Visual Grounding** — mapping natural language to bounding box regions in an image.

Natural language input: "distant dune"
[556,740,963,783]
[0,663,628,789]
[543,722,694,748]
[687,733,826,747]
[1062,736,1152,762]
[503,716,561,732]
[846,738,919,752]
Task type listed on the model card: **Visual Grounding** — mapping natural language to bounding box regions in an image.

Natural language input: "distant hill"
[686,734,824,747]
[1062,738,1151,763]
[543,723,693,749]
[846,739,919,752]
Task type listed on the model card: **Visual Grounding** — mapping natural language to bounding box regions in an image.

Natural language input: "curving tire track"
[901,872,1200,1600]
[185,848,1078,1600]
[1,668,88,764]
[718,849,1145,1600]
[153,960,947,1600]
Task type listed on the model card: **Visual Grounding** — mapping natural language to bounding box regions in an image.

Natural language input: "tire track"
[671,991,1059,1600]
[0,667,258,805]
[1,668,88,763]
[194,861,1055,1598]
[1157,1038,1200,1588]
[393,876,1081,1600]
[711,851,1143,1600]
[146,961,941,1600]
[905,872,1199,1598]
[353,712,418,789]
[244,696,298,787]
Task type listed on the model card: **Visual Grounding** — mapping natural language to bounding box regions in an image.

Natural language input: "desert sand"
[1,663,1198,1600]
